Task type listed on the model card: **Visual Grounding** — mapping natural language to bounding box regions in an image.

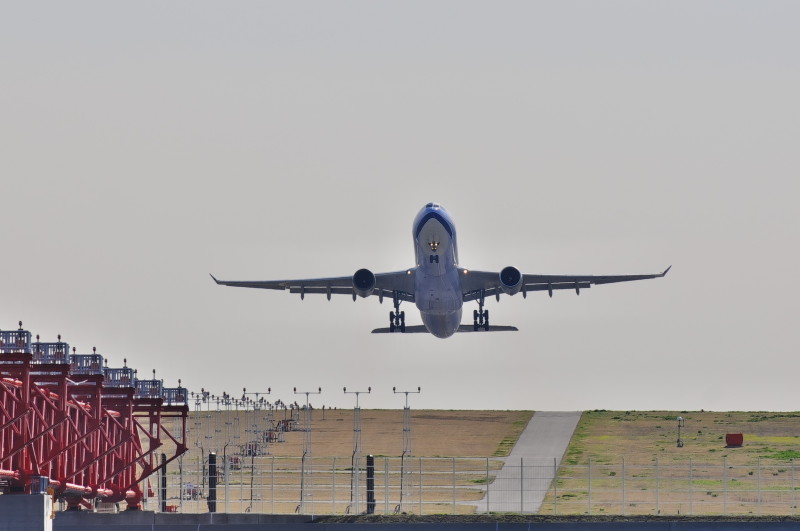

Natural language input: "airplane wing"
[210,270,416,302]
[460,266,671,302]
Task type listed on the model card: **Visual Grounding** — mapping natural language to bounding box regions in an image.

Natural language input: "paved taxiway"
[471,411,582,513]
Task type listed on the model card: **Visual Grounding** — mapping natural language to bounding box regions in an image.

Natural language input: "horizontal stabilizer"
[371,324,518,334]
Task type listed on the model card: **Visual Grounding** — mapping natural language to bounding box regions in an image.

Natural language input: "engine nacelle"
[499,266,523,295]
[352,268,377,298]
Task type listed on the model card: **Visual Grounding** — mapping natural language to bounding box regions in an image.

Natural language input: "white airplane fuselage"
[412,204,463,338]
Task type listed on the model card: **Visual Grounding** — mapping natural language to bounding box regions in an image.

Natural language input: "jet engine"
[352,268,377,298]
[499,266,523,295]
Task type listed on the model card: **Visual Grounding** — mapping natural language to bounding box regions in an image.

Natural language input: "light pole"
[243,387,271,456]
[344,386,371,513]
[242,388,270,512]
[190,389,210,497]
[294,387,322,514]
[393,387,421,513]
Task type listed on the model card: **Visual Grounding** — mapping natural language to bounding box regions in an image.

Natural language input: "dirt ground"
[184,408,533,458]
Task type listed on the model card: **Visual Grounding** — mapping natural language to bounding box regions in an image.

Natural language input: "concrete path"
[471,411,582,513]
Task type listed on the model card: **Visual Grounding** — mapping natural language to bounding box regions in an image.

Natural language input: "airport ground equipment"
[0,323,188,510]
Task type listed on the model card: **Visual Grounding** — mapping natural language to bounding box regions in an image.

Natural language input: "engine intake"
[352,268,376,298]
[499,266,523,295]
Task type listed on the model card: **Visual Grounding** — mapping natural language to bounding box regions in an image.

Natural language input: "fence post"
[485,457,490,514]
[792,459,796,517]
[366,455,375,515]
[757,456,761,515]
[207,452,217,513]
[622,457,626,515]
[520,457,524,513]
[655,458,659,515]
[723,456,727,515]
[160,453,167,513]
[688,457,693,515]
[553,457,558,515]
[384,457,389,515]
[419,457,423,514]
[271,456,275,515]
[332,457,336,514]
[224,452,229,514]
[452,457,456,514]
[587,457,592,515]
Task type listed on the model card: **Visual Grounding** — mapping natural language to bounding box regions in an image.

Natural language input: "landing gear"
[473,291,489,331]
[389,294,406,333]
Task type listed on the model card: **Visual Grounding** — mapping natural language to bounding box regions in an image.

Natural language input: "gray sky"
[2,2,798,411]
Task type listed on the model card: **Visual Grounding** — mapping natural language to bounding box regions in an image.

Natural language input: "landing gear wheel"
[473,309,478,321]
[389,291,406,333]
[483,310,490,331]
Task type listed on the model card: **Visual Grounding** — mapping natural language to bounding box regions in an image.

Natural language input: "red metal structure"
[0,322,188,510]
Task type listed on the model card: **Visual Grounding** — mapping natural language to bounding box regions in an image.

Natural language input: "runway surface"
[471,411,582,513]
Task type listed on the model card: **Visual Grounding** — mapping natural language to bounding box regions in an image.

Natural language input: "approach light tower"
[294,386,322,514]
[344,386,371,513]
[393,386,421,513]
[243,387,271,454]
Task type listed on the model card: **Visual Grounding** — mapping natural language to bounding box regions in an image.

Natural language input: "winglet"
[210,273,221,284]
[660,265,672,277]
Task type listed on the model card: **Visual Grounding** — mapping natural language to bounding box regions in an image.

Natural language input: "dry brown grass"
[164,409,532,515]
[185,408,533,458]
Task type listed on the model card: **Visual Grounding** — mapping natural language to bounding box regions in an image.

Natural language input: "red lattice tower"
[0,323,188,510]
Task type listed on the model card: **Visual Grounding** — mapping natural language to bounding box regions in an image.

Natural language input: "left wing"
[460,266,671,301]
[210,270,416,302]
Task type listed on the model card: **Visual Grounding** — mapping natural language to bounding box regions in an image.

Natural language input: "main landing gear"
[389,294,406,333]
[473,292,489,331]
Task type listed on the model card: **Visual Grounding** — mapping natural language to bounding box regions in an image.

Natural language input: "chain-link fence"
[147,453,798,516]
[544,457,799,516]
[159,454,497,515]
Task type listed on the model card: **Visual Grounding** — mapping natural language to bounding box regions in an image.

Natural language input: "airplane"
[211,203,670,338]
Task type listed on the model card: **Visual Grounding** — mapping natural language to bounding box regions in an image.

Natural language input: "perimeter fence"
[144,454,799,516]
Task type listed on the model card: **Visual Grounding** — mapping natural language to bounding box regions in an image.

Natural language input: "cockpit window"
[425,202,440,209]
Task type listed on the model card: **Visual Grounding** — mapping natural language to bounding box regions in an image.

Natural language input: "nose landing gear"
[389,293,406,333]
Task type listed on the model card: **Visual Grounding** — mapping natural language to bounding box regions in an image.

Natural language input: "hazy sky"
[2,2,798,411]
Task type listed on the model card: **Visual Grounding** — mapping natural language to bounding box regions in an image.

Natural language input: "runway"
[471,411,582,513]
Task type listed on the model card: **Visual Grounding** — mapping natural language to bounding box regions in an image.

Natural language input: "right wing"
[210,270,416,302]
[461,266,671,301]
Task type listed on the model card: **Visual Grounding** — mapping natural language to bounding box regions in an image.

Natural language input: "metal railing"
[31,342,69,364]
[146,454,799,516]
[69,354,104,375]
[0,329,31,353]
